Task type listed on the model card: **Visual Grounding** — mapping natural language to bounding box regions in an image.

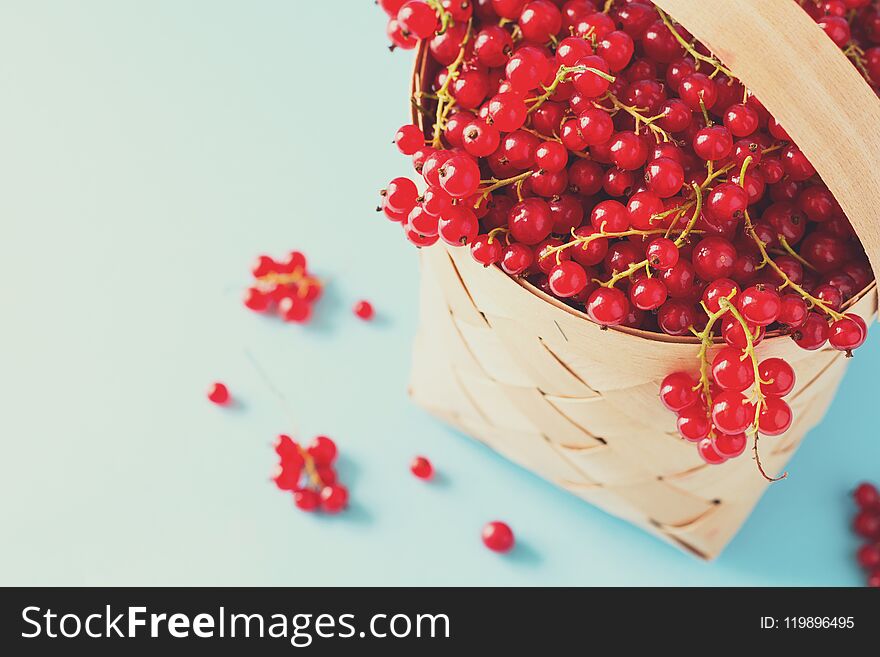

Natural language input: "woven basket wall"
[407,0,880,559]
[411,245,876,558]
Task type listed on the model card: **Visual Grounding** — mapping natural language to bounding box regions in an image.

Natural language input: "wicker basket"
[408,0,880,559]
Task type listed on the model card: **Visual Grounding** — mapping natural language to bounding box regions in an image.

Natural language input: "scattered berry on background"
[482,521,515,553]
[852,481,880,587]
[354,300,376,321]
[410,455,435,480]
[274,434,348,514]
[377,0,875,481]
[207,382,230,405]
[244,251,323,324]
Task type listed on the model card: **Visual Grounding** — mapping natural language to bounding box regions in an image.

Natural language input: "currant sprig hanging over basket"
[377,0,879,558]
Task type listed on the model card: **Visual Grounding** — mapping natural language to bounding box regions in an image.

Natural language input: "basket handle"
[653,0,880,306]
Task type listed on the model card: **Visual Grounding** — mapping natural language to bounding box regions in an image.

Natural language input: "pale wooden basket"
[408,0,880,559]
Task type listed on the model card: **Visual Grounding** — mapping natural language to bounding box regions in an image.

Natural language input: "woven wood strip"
[410,244,876,559]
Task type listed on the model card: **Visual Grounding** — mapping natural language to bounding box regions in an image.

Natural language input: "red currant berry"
[693,125,733,161]
[587,287,630,326]
[630,277,668,311]
[438,205,480,245]
[702,278,739,314]
[711,346,755,392]
[659,372,699,412]
[724,103,759,137]
[758,396,792,436]
[279,296,312,323]
[677,404,711,442]
[320,485,349,513]
[274,434,303,463]
[712,391,755,435]
[353,300,375,321]
[308,436,337,466]
[207,382,230,405]
[397,1,440,40]
[509,198,553,245]
[829,314,867,352]
[645,237,679,271]
[410,456,434,480]
[395,124,424,155]
[244,287,271,312]
[767,291,804,327]
[693,236,737,281]
[738,285,781,326]
[482,520,515,552]
[857,544,880,570]
[501,243,535,275]
[549,261,589,298]
[697,438,728,465]
[854,482,880,510]
[645,157,685,198]
[854,511,880,540]
[487,92,529,132]
[471,234,505,267]
[591,199,630,233]
[274,466,302,492]
[713,432,747,459]
[293,488,320,511]
[792,312,830,350]
[439,155,481,198]
[758,358,796,397]
[657,300,697,336]
[609,132,649,170]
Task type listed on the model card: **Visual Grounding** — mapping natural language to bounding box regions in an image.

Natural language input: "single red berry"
[207,382,230,405]
[630,277,668,311]
[645,238,679,271]
[854,483,880,510]
[758,396,792,436]
[587,287,630,326]
[759,358,796,397]
[397,1,439,40]
[659,372,698,412]
[713,432,747,459]
[471,234,505,267]
[712,391,755,436]
[792,313,830,351]
[549,261,589,298]
[857,543,880,570]
[677,404,710,442]
[293,488,320,512]
[308,436,337,466]
[410,456,434,480]
[711,346,756,392]
[320,485,349,513]
[697,438,727,465]
[279,296,312,323]
[354,300,375,321]
[738,285,782,326]
[702,278,739,314]
[243,287,270,312]
[395,124,424,155]
[854,511,880,540]
[829,314,867,352]
[693,125,733,161]
[274,434,303,463]
[482,521,515,553]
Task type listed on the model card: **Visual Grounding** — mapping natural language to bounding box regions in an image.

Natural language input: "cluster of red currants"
[273,434,349,513]
[853,481,880,587]
[243,251,323,323]
[377,0,874,476]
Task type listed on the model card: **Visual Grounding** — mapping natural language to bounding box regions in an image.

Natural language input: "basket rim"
[409,41,877,347]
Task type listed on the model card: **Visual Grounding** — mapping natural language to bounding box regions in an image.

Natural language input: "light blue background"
[1,0,877,586]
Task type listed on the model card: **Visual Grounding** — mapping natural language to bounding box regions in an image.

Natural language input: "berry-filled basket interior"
[408,0,879,347]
